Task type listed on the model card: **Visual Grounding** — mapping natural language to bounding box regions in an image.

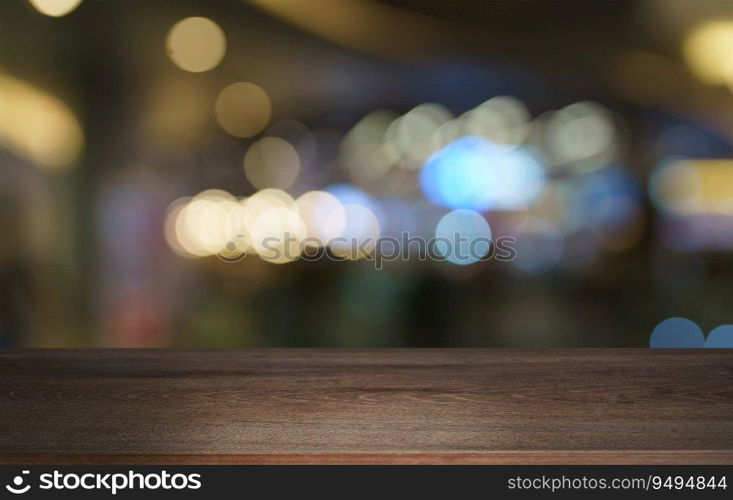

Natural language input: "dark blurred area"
[2,0,733,348]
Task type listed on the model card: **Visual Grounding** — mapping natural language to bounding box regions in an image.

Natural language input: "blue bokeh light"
[434,209,492,265]
[649,317,705,348]
[705,325,733,348]
[420,136,545,211]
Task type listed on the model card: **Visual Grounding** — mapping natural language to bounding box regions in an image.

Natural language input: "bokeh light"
[649,317,705,348]
[214,82,271,138]
[243,188,295,219]
[28,0,83,17]
[434,209,492,265]
[331,203,381,260]
[683,20,733,86]
[0,72,84,172]
[543,101,618,172]
[341,109,399,157]
[176,197,233,256]
[296,190,346,246]
[705,325,733,348]
[249,205,307,264]
[386,103,452,164]
[165,190,250,258]
[463,96,530,147]
[420,136,545,211]
[244,136,300,190]
[650,158,733,216]
[163,197,195,258]
[166,17,226,73]
[324,183,381,218]
[346,142,400,186]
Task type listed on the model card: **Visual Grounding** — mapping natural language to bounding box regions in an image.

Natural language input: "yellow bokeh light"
[651,159,733,216]
[347,142,400,186]
[385,104,450,164]
[250,206,307,264]
[341,109,398,158]
[683,21,733,86]
[243,188,295,219]
[177,198,233,255]
[194,188,235,203]
[244,137,300,190]
[214,82,271,138]
[0,72,84,172]
[166,17,226,73]
[544,101,617,172]
[164,197,195,258]
[28,0,83,17]
[165,189,249,258]
[464,96,529,147]
[296,190,346,246]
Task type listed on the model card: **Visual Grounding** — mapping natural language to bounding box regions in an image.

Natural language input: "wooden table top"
[0,349,731,464]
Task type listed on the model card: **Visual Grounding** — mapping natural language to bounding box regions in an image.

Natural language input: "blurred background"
[2,0,733,348]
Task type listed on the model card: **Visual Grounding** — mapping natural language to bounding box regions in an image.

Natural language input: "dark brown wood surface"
[1,349,731,464]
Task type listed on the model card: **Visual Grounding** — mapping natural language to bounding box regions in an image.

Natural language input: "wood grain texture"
[0,349,731,464]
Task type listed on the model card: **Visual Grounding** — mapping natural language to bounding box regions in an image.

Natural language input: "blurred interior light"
[165,190,250,258]
[249,205,306,264]
[420,136,545,211]
[463,96,530,147]
[243,188,296,219]
[215,82,272,138]
[164,197,196,258]
[295,190,346,246]
[176,197,234,256]
[434,209,492,265]
[167,188,306,263]
[166,17,227,73]
[244,136,300,190]
[28,0,83,17]
[544,101,618,172]
[649,317,705,348]
[341,109,398,157]
[431,119,464,151]
[0,72,84,172]
[683,20,733,86]
[331,203,380,260]
[385,103,453,165]
[325,183,374,209]
[346,142,400,186]
[650,158,733,216]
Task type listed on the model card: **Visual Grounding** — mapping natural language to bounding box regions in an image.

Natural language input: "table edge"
[1,451,731,465]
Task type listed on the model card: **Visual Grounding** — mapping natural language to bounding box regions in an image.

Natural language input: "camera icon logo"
[5,470,31,494]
